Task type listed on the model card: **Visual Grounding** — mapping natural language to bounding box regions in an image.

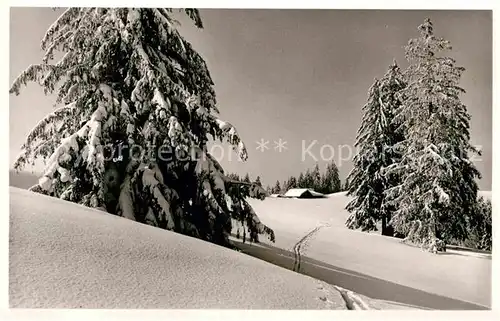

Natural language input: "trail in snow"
[291,221,373,310]
[292,222,330,273]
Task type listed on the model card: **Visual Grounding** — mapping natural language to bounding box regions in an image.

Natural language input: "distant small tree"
[312,164,322,191]
[274,180,282,194]
[227,173,240,182]
[287,176,297,189]
[321,161,341,194]
[282,178,289,191]
[303,169,314,188]
[297,172,305,188]
[243,173,251,183]
[255,176,262,187]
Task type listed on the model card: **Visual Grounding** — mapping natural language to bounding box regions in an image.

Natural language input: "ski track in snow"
[292,222,330,273]
[289,219,374,310]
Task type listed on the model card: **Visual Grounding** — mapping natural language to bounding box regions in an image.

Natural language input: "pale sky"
[9,8,492,189]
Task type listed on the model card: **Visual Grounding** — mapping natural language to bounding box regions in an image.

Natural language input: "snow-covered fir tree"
[10,8,274,246]
[385,18,480,252]
[346,60,406,235]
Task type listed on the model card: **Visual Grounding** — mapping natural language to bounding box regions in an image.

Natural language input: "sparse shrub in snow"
[384,19,481,252]
[345,61,406,236]
[10,8,274,246]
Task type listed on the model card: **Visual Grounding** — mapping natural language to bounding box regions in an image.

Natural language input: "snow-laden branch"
[41,8,81,50]
[194,147,226,215]
[38,133,80,192]
[14,102,77,169]
[10,64,57,95]
[140,165,177,229]
[212,119,248,161]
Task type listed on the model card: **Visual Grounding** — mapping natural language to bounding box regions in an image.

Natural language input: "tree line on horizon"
[266,162,344,195]
[226,161,345,196]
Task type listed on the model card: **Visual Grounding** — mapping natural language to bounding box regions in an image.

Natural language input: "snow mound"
[9,187,347,309]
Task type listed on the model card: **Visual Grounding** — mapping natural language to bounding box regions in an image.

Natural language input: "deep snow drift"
[9,187,349,309]
[245,191,491,308]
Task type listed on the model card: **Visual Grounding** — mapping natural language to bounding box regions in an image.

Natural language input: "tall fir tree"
[243,173,251,183]
[254,176,262,187]
[346,60,406,235]
[10,8,274,246]
[385,18,480,252]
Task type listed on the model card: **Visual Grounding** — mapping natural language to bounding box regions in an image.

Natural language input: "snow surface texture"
[9,187,349,309]
[244,192,491,308]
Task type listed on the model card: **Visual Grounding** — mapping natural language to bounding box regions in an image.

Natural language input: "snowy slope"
[246,191,492,308]
[9,187,351,309]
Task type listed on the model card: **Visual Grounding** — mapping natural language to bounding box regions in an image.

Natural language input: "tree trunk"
[381,215,394,237]
[381,215,387,235]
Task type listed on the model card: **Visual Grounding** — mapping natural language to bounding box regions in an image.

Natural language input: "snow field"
[244,192,492,308]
